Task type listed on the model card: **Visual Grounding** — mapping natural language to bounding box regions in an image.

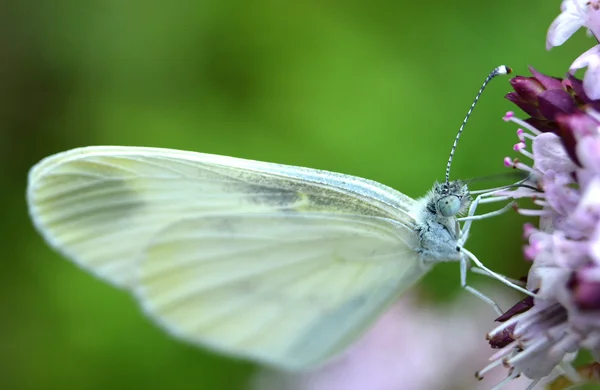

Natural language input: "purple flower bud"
[510,76,546,103]
[538,90,578,120]
[530,66,564,90]
[506,91,543,119]
[506,68,600,169]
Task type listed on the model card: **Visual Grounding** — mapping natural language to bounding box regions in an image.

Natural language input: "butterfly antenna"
[444,65,512,185]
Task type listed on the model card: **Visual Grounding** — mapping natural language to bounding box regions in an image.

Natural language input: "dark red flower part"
[569,270,600,311]
[496,295,535,322]
[487,295,534,349]
[489,324,516,349]
[525,118,556,133]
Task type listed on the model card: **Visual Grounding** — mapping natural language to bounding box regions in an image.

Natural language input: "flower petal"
[585,5,600,39]
[530,66,564,91]
[538,90,579,119]
[547,0,588,49]
[532,132,578,174]
[577,133,600,173]
[571,45,600,100]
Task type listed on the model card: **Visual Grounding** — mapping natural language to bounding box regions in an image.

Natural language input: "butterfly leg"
[458,192,514,245]
[459,197,514,223]
[463,176,532,236]
[460,246,537,298]
[460,254,503,315]
[470,267,526,287]
[459,192,488,244]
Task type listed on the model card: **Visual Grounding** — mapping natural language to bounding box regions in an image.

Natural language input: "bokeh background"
[1,1,593,389]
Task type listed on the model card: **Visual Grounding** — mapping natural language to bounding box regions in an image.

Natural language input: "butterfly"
[26,66,528,371]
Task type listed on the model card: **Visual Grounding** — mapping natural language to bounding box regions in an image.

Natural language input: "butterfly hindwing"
[136,212,429,370]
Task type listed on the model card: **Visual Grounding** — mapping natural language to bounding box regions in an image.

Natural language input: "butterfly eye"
[437,195,461,217]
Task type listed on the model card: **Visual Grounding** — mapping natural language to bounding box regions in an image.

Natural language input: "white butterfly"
[26,66,530,371]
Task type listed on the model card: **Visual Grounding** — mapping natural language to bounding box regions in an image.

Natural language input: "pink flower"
[479,69,600,389]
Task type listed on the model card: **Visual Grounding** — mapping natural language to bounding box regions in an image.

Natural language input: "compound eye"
[438,195,461,217]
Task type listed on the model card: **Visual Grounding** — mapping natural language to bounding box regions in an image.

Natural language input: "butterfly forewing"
[27,146,418,289]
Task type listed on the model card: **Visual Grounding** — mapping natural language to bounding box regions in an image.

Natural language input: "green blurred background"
[1,1,592,389]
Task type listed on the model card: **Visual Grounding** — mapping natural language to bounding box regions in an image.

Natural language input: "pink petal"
[531,132,577,174]
[577,133,600,173]
[547,1,587,49]
[570,45,600,99]
[585,5,600,39]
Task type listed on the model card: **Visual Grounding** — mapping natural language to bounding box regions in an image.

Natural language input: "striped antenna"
[444,65,512,185]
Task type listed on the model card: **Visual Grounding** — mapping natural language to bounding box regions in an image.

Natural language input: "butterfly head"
[435,180,471,218]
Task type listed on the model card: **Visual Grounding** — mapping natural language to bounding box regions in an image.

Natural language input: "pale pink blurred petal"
[251,290,540,390]
[570,45,600,99]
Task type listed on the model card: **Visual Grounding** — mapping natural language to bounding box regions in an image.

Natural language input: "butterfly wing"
[136,212,429,370]
[27,146,418,288]
[27,145,429,369]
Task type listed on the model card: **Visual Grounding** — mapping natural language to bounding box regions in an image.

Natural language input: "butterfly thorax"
[414,180,471,264]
